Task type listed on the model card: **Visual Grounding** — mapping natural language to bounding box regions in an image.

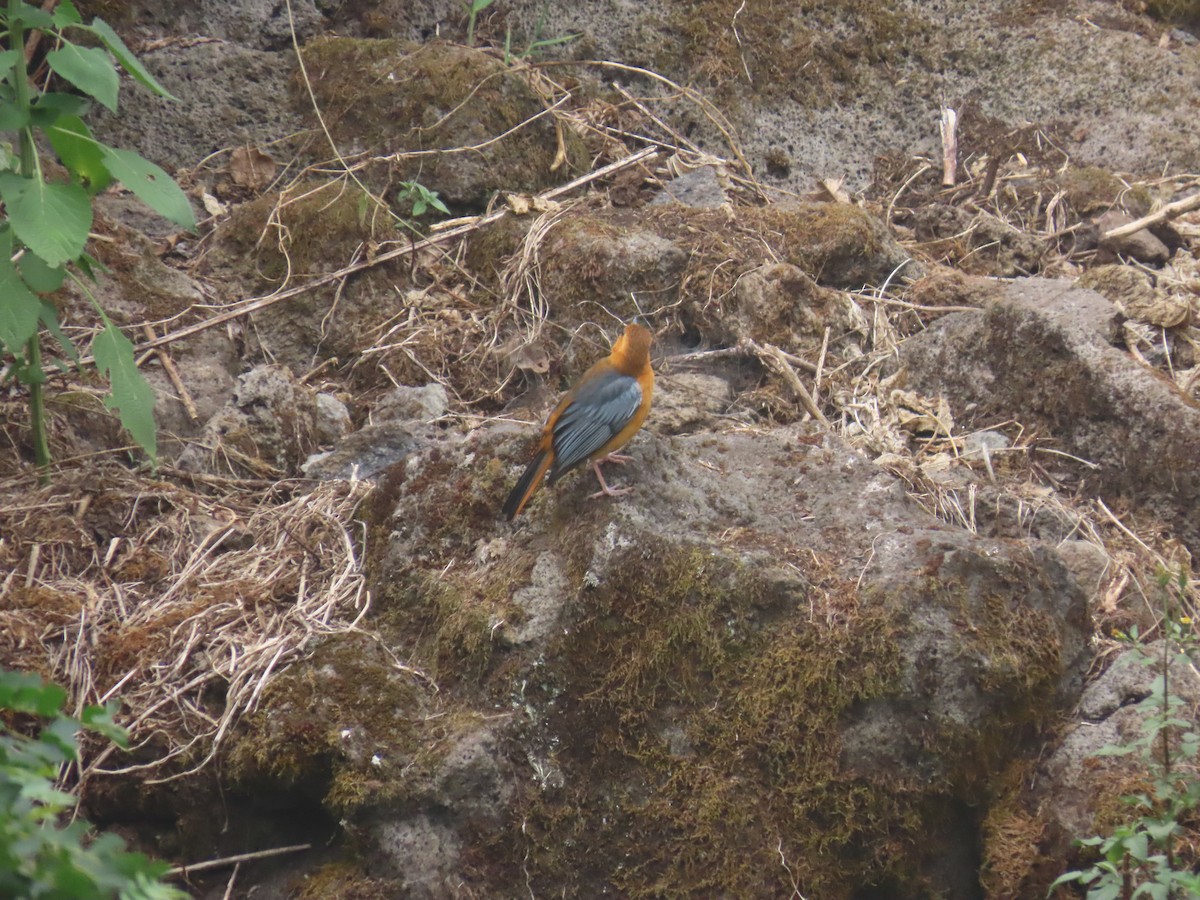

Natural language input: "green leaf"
[80,702,128,747]
[10,1,54,29]
[41,717,83,762]
[0,173,92,266]
[31,91,91,118]
[92,322,157,463]
[53,0,82,27]
[88,18,177,100]
[0,49,23,73]
[0,670,66,715]
[0,254,43,350]
[47,115,112,195]
[46,43,119,112]
[40,301,79,363]
[97,146,195,230]
[0,102,30,131]
[18,250,67,293]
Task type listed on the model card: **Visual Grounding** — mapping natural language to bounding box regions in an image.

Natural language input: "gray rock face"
[901,278,1200,554]
[179,364,318,476]
[1038,641,1200,843]
[364,423,1091,897]
[92,42,303,172]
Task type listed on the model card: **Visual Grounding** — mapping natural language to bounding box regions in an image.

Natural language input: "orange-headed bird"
[503,322,654,521]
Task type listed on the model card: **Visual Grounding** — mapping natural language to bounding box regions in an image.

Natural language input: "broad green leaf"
[0,173,92,266]
[53,0,82,27]
[46,43,119,112]
[0,50,23,73]
[47,115,112,195]
[0,102,30,131]
[0,670,65,714]
[31,91,91,118]
[98,146,195,230]
[18,249,67,292]
[92,322,158,463]
[40,717,83,762]
[40,301,79,362]
[88,18,177,101]
[0,254,42,350]
[80,701,128,746]
[10,1,54,29]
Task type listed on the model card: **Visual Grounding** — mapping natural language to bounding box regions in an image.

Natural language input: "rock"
[1053,539,1112,599]
[961,429,1011,459]
[651,373,734,434]
[91,41,303,172]
[178,365,318,476]
[901,278,1200,554]
[297,39,588,206]
[754,201,916,289]
[315,393,352,444]
[1077,264,1192,328]
[1037,642,1200,853]
[537,209,689,322]
[727,262,868,352]
[201,180,411,370]
[910,203,1045,277]
[649,165,731,208]
[1096,210,1171,265]
[301,422,422,481]
[373,383,450,423]
[352,423,1090,898]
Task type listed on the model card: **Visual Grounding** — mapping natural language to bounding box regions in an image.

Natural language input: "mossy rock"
[296,38,588,207]
[226,633,437,812]
[201,179,411,368]
[366,424,1090,897]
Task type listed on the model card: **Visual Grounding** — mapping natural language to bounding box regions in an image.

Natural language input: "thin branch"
[167,843,311,877]
[1100,191,1200,241]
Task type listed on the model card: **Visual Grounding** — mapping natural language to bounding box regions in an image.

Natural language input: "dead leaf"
[891,389,955,436]
[229,146,277,191]
[506,193,533,215]
[200,191,227,217]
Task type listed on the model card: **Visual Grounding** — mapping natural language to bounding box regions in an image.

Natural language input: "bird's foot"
[588,483,634,500]
[598,451,634,465]
[589,459,634,499]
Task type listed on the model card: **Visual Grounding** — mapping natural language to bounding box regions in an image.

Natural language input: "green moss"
[215,179,376,286]
[1139,0,1200,28]
[495,538,943,896]
[291,860,405,899]
[226,634,435,813]
[295,38,588,205]
[663,0,929,108]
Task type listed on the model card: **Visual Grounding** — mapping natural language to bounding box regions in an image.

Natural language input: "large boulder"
[901,278,1200,554]
[281,419,1094,898]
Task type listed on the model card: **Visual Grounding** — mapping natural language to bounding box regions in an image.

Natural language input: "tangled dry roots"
[0,465,376,784]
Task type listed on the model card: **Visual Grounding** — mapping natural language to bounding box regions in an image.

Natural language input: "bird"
[502,321,654,521]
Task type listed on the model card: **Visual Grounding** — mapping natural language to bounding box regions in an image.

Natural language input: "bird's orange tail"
[503,448,552,521]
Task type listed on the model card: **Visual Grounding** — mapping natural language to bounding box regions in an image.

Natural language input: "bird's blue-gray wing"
[548,372,642,481]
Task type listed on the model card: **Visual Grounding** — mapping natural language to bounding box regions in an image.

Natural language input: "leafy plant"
[0,668,186,899]
[1050,569,1200,900]
[0,0,196,473]
[396,180,449,218]
[462,0,494,47]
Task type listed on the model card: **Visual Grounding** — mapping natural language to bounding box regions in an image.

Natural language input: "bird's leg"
[598,451,634,465]
[588,457,634,499]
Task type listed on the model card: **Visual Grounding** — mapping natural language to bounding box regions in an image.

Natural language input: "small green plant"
[396,180,449,218]
[0,0,196,473]
[501,7,580,65]
[502,25,580,64]
[462,0,494,47]
[1050,568,1200,900]
[0,668,187,899]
